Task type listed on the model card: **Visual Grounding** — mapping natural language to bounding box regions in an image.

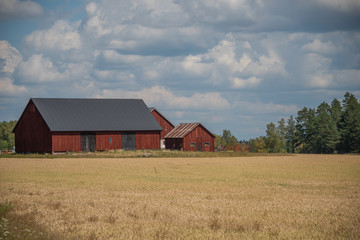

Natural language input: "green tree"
[0,120,17,150]
[265,122,283,153]
[277,118,286,152]
[285,116,296,153]
[330,98,342,125]
[249,136,267,153]
[339,93,360,153]
[295,107,316,153]
[314,102,340,153]
[222,129,238,150]
[215,134,226,151]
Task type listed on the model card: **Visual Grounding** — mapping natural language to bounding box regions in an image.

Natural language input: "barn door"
[122,132,136,150]
[197,142,202,152]
[81,133,96,152]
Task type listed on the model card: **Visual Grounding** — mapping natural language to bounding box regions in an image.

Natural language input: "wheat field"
[0,154,360,239]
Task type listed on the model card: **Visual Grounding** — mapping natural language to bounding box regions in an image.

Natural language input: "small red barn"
[13,98,163,153]
[149,108,175,149]
[165,123,215,152]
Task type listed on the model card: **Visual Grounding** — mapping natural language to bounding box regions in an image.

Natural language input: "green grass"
[0,149,267,159]
[0,154,359,239]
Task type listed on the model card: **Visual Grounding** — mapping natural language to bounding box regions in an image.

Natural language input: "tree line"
[249,92,360,153]
[0,120,17,151]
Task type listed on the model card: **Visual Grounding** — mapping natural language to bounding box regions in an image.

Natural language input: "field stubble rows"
[0,154,359,239]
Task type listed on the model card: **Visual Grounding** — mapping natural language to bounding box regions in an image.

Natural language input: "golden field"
[0,154,359,239]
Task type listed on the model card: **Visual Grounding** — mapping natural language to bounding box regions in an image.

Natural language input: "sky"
[0,0,360,140]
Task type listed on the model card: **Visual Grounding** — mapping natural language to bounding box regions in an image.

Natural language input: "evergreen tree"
[314,102,340,153]
[339,93,360,153]
[295,107,316,153]
[330,98,342,125]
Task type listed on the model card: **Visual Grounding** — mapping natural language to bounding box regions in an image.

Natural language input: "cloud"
[233,77,263,89]
[81,0,213,55]
[316,0,360,12]
[177,0,263,27]
[97,86,230,110]
[234,100,299,115]
[25,20,82,52]
[0,0,43,20]
[180,34,286,88]
[0,77,27,96]
[301,53,334,88]
[302,39,337,54]
[17,54,62,83]
[0,41,22,74]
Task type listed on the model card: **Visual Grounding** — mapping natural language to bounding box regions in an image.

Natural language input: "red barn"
[149,108,175,149]
[165,123,215,152]
[13,98,163,153]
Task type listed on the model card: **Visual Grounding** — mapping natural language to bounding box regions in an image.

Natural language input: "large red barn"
[165,123,215,152]
[149,108,175,149]
[13,98,163,153]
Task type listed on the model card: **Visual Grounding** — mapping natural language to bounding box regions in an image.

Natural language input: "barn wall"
[136,131,160,149]
[96,132,122,151]
[52,132,81,152]
[151,110,174,139]
[14,101,52,153]
[165,138,183,150]
[183,125,215,152]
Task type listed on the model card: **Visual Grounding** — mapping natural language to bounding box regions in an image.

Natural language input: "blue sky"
[1,0,360,140]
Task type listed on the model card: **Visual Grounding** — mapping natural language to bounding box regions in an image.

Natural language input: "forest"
[249,92,360,154]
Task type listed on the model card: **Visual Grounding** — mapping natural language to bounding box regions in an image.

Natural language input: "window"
[109,137,112,143]
[190,142,195,148]
[204,142,210,147]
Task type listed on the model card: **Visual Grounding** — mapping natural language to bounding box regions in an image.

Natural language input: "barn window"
[204,142,210,147]
[190,142,195,148]
[109,137,112,143]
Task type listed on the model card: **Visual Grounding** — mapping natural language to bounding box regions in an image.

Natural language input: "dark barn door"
[122,132,136,150]
[81,133,96,152]
[197,142,202,152]
[196,137,202,152]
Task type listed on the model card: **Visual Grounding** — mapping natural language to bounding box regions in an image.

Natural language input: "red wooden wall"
[14,101,52,153]
[96,132,122,151]
[51,131,160,152]
[151,110,174,140]
[52,132,81,152]
[136,131,160,149]
[183,125,215,152]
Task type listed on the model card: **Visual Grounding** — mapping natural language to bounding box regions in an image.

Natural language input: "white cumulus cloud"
[17,54,62,82]
[0,77,27,96]
[25,20,82,52]
[0,41,22,74]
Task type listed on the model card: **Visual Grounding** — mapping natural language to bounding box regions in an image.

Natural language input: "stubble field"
[0,154,360,239]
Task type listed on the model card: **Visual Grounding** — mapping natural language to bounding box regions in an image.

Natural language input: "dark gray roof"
[30,98,163,132]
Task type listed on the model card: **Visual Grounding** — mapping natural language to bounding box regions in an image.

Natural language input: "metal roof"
[29,98,163,132]
[164,123,199,138]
